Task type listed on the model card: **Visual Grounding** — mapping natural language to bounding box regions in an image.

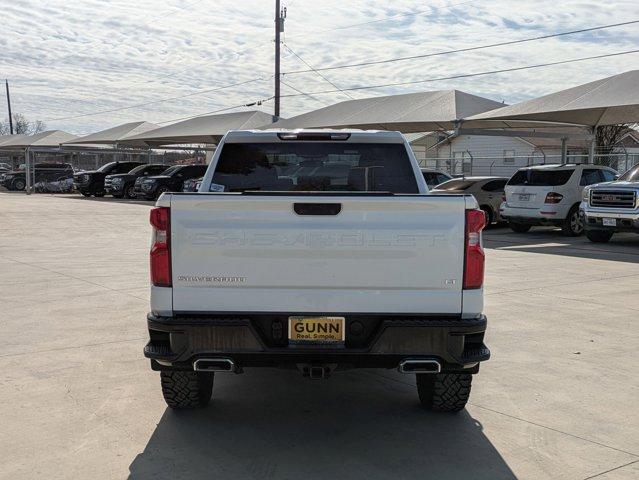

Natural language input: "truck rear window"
[212,143,419,193]
[508,169,575,186]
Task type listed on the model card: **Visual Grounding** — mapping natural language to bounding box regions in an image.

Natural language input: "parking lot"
[1,191,638,480]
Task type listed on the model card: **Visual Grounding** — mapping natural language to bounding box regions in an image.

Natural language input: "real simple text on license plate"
[518,194,531,201]
[602,218,617,226]
[288,316,345,343]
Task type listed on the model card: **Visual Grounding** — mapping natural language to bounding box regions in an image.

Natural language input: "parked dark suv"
[133,164,208,200]
[74,161,144,197]
[105,164,169,199]
[2,163,74,191]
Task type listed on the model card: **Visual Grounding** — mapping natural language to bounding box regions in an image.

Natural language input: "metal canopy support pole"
[25,147,32,195]
[5,80,14,134]
[274,0,281,117]
[561,138,567,163]
[588,126,597,164]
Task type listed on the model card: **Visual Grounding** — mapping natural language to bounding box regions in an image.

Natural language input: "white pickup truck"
[144,130,490,413]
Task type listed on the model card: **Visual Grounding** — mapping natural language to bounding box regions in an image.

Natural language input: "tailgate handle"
[293,203,342,216]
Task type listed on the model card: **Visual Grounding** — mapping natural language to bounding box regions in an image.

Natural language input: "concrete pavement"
[0,192,637,479]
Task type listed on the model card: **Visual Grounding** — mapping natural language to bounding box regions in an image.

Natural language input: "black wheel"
[12,179,26,191]
[417,373,473,412]
[112,194,124,199]
[480,206,493,226]
[160,370,214,409]
[561,205,583,236]
[508,221,531,233]
[93,192,105,198]
[155,186,169,200]
[586,230,614,243]
[124,184,137,199]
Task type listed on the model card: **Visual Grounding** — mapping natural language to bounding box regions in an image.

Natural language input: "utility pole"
[274,1,286,117]
[5,79,14,134]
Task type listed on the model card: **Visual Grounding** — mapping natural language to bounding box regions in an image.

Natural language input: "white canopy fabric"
[122,110,277,146]
[64,121,160,146]
[265,90,508,132]
[467,70,639,127]
[0,130,78,149]
[0,134,28,147]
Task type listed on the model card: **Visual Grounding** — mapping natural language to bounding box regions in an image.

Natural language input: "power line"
[280,79,326,104]
[280,49,639,97]
[143,0,206,25]
[283,20,639,75]
[156,96,275,124]
[286,0,476,39]
[45,76,273,121]
[130,42,273,86]
[282,43,354,99]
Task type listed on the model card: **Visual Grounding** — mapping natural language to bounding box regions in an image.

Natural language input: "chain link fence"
[0,147,209,193]
[415,150,639,177]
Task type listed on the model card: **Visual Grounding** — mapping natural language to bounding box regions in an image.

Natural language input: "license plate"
[288,316,345,344]
[518,194,531,201]
[602,218,617,226]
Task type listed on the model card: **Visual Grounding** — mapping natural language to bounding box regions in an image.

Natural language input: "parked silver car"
[430,176,509,224]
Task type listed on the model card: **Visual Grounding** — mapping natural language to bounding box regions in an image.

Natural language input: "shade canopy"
[467,70,639,127]
[0,134,28,147]
[266,90,509,132]
[122,110,278,146]
[65,121,160,146]
[0,130,78,149]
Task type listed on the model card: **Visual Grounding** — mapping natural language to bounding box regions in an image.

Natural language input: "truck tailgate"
[169,194,466,314]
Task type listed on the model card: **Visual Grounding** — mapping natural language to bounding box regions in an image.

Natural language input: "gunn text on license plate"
[288,316,345,344]
[518,194,531,201]
[602,218,617,226]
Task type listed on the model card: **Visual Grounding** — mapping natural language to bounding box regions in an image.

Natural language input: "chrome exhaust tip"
[398,359,441,374]
[193,358,238,373]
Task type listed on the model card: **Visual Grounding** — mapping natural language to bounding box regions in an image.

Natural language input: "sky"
[1,0,638,135]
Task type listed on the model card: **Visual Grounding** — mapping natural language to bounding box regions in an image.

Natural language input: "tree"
[0,113,47,135]
[595,124,631,156]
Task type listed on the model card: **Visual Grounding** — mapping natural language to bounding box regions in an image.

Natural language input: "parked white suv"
[500,164,617,236]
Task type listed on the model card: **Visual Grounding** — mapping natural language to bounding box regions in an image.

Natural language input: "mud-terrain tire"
[586,230,614,243]
[12,178,26,191]
[561,205,583,236]
[417,373,472,412]
[160,370,214,409]
[508,221,531,233]
[480,206,493,226]
[125,184,136,199]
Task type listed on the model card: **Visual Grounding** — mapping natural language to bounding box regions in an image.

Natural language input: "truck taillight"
[150,207,171,287]
[544,192,563,204]
[463,209,486,290]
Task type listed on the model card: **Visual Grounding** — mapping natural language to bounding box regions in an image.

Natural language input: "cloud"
[1,0,637,134]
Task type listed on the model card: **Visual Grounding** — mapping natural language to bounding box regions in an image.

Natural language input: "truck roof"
[224,129,407,143]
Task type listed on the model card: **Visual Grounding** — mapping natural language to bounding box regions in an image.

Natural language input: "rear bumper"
[500,204,568,225]
[144,313,490,372]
